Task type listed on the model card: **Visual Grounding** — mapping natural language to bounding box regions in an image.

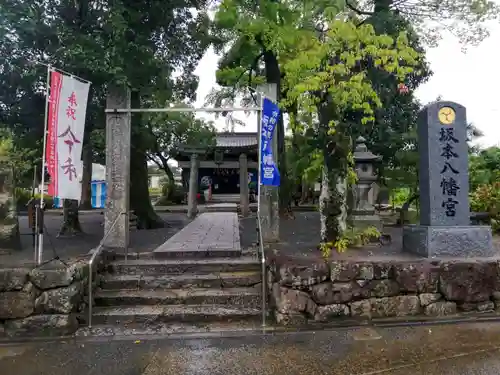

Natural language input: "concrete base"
[351,214,383,231]
[402,225,494,258]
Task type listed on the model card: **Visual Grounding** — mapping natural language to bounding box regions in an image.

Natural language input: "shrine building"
[175,132,258,198]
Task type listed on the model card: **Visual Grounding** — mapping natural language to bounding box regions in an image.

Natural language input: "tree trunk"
[130,90,164,229]
[58,199,83,236]
[0,166,21,251]
[300,178,308,203]
[80,140,92,209]
[164,164,175,199]
[317,104,349,244]
[319,157,348,243]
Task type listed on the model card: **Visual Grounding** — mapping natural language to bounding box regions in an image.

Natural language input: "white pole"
[257,95,263,214]
[37,65,51,265]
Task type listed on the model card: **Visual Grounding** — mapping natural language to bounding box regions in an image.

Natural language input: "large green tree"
[211,0,322,215]
[0,0,210,231]
[143,102,217,201]
[469,146,500,191]
[345,0,500,47]
[282,18,419,242]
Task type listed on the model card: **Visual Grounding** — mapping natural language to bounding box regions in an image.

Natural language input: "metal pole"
[257,94,263,217]
[34,205,38,263]
[257,94,267,328]
[88,266,92,328]
[104,107,261,113]
[37,65,51,265]
[32,166,37,261]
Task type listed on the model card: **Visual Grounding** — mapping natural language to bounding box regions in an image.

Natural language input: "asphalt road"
[3,322,500,374]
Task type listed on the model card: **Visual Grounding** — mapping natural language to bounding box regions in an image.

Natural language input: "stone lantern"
[351,136,382,229]
[0,166,21,251]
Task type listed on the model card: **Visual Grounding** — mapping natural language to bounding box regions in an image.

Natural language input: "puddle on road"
[143,323,500,375]
[349,328,383,341]
[338,323,500,374]
[0,345,30,360]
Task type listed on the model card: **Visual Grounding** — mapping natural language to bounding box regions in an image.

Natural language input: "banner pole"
[257,94,263,215]
[37,65,51,265]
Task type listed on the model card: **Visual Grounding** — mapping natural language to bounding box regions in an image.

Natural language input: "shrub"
[470,182,500,233]
[154,185,185,206]
[319,226,381,257]
[148,187,162,197]
[390,188,411,207]
[15,188,54,210]
[171,185,185,204]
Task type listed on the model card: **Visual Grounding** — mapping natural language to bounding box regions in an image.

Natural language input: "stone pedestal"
[403,225,494,258]
[350,214,383,231]
[104,86,131,249]
[187,153,199,219]
[239,153,249,217]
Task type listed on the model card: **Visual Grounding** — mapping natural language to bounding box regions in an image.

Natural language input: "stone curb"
[2,314,500,344]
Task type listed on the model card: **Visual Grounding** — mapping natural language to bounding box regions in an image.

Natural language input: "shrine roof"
[215,132,258,148]
[175,132,258,158]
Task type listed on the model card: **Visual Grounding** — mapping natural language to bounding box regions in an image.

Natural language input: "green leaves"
[1,0,212,189]
[282,18,419,129]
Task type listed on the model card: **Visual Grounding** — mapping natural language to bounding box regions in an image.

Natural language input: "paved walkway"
[0,213,190,266]
[3,322,500,374]
[154,212,241,256]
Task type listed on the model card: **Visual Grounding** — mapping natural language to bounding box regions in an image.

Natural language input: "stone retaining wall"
[268,255,500,325]
[0,257,103,338]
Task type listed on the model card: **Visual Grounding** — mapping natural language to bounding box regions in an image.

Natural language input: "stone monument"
[403,101,494,257]
[103,86,131,249]
[350,136,382,230]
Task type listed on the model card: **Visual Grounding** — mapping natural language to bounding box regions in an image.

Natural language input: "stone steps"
[205,203,238,213]
[90,257,263,329]
[91,305,262,325]
[88,212,263,331]
[108,257,260,276]
[153,248,242,259]
[100,271,262,290]
[94,288,261,307]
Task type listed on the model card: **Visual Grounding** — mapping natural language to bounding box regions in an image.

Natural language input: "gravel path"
[0,213,190,266]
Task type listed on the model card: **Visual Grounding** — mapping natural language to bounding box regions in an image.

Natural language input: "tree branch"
[345,0,373,16]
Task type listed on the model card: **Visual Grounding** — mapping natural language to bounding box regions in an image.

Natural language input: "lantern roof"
[353,136,381,162]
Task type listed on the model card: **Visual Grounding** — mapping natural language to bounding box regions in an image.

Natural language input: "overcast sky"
[193,19,500,149]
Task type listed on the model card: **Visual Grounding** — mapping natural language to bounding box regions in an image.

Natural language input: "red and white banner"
[46,71,90,200]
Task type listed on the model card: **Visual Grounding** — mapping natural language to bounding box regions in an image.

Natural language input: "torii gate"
[102,84,279,250]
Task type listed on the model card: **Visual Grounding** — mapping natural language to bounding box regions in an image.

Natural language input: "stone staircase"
[89,212,263,328]
[210,194,240,203]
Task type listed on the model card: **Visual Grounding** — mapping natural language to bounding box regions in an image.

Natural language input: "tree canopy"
[1,0,499,244]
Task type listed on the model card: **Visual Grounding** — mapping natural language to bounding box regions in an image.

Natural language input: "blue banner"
[260,97,280,186]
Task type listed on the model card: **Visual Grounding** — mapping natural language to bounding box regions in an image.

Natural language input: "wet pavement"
[0,213,189,266]
[3,322,500,374]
